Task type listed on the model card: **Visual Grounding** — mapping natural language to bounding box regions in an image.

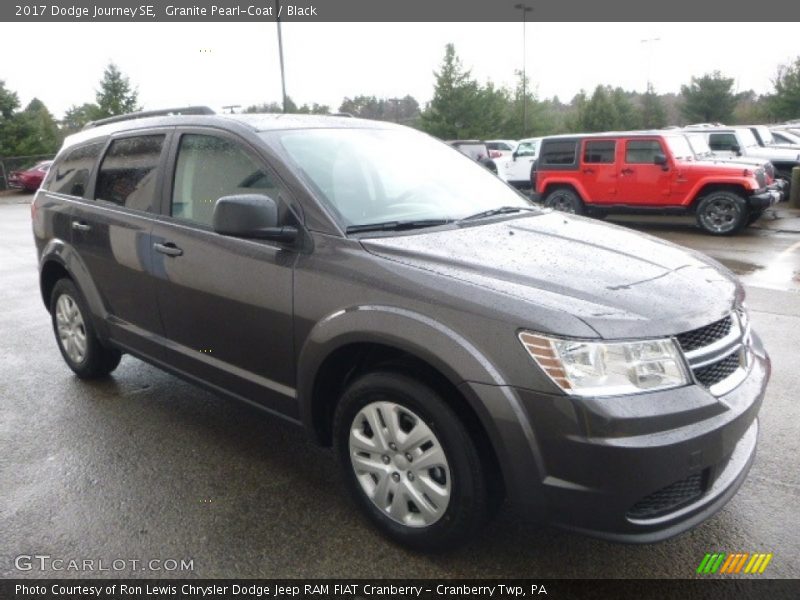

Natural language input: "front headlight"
[518,332,690,397]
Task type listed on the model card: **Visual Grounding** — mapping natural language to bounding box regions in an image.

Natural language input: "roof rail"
[83,106,216,130]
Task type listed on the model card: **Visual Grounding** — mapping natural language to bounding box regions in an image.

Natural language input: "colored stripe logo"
[697,552,773,574]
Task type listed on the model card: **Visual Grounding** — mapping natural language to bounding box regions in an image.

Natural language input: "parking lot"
[1,192,798,578]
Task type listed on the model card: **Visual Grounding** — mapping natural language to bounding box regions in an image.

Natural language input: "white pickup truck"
[494,137,541,189]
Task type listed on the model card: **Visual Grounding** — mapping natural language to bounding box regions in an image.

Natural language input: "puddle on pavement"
[716,259,763,276]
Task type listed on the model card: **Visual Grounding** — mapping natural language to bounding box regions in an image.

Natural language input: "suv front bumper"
[467,331,769,542]
[750,187,783,208]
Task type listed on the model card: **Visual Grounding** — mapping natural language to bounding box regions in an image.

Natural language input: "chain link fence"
[0,154,56,191]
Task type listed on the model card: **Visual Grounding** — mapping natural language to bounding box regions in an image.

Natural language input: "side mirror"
[212,194,297,243]
[511,151,518,161]
[653,153,668,166]
[731,144,741,156]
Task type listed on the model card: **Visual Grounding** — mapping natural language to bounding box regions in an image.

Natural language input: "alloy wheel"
[700,197,741,234]
[55,294,87,364]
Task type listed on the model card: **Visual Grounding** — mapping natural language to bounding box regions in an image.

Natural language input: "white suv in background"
[496,137,540,188]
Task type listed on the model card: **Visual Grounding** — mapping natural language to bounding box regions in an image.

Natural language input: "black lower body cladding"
[473,331,769,541]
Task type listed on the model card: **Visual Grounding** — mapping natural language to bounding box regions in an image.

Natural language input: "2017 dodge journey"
[32,108,770,550]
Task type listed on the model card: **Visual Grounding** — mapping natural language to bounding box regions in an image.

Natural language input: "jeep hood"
[361,213,741,339]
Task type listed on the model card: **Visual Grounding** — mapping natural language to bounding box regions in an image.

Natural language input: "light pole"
[275,0,288,113]
[514,3,533,137]
[640,37,660,92]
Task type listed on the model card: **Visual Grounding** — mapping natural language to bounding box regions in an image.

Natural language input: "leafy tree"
[0,80,20,119]
[244,101,284,113]
[95,63,140,118]
[296,102,330,115]
[419,44,485,139]
[12,99,61,155]
[680,71,737,124]
[339,94,420,123]
[639,83,667,129]
[61,103,101,133]
[768,57,800,121]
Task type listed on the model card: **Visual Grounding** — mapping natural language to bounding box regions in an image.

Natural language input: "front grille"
[694,353,740,387]
[676,316,732,352]
[755,169,767,188]
[764,162,775,179]
[627,471,706,520]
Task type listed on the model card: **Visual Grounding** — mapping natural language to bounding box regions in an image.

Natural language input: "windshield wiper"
[346,219,451,234]
[459,206,536,222]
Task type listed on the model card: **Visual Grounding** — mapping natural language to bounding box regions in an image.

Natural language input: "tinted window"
[541,141,577,165]
[95,135,165,211]
[50,142,104,197]
[172,134,281,227]
[486,142,512,151]
[625,140,663,163]
[583,141,616,164]
[708,133,739,152]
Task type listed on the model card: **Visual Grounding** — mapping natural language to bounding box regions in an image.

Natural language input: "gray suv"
[33,108,770,550]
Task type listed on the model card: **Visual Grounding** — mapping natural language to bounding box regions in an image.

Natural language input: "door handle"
[71,221,91,231]
[620,168,634,175]
[582,168,595,174]
[154,242,183,257]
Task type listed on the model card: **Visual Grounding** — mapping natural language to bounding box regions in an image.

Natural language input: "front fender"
[296,305,547,510]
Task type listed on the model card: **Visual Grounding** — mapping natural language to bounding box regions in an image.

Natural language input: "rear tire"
[50,278,122,379]
[333,371,490,551]
[543,188,584,215]
[695,191,747,235]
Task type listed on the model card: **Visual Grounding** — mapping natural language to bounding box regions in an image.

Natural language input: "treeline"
[2,47,800,160]
[0,63,140,159]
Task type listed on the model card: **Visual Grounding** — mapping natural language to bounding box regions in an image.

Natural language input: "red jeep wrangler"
[534,132,780,234]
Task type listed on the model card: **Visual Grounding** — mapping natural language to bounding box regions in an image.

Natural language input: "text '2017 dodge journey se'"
[32,108,770,551]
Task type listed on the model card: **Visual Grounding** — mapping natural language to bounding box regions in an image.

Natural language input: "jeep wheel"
[695,192,747,235]
[333,371,490,551]
[50,279,122,379]
[544,188,584,215]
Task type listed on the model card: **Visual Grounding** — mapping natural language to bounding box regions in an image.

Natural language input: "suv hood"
[361,213,740,339]
[747,146,800,161]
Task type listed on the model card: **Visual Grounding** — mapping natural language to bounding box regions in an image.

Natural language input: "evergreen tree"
[640,83,667,129]
[680,71,737,124]
[95,63,140,118]
[768,57,800,121]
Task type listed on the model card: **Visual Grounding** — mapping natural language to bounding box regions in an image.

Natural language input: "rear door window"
[95,135,166,211]
[49,142,104,197]
[583,140,616,164]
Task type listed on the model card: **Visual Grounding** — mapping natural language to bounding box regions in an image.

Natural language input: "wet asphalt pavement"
[1,195,799,579]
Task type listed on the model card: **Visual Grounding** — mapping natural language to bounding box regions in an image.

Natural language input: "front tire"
[50,278,122,379]
[695,191,747,235]
[543,187,584,215]
[333,371,490,551]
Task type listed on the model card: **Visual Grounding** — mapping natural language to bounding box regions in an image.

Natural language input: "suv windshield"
[686,134,711,157]
[738,128,760,148]
[664,136,694,160]
[269,128,534,229]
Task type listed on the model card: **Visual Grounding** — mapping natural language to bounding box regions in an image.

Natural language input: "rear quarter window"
[48,142,105,197]
[540,140,578,166]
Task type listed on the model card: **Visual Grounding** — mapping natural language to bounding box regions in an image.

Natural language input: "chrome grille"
[764,162,775,180]
[755,169,767,188]
[676,316,732,353]
[694,353,740,388]
[678,311,750,396]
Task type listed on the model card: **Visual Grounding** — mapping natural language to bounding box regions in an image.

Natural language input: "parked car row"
[520,124,799,235]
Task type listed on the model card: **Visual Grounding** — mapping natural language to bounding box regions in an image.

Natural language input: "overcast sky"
[1,22,798,119]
